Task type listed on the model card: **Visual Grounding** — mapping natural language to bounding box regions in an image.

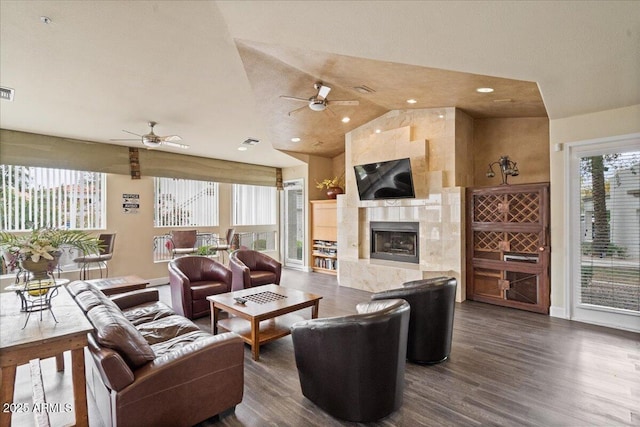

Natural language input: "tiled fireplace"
[336,108,471,302]
[370,221,419,264]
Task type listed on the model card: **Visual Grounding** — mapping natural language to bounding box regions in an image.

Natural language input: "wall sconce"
[486,155,519,184]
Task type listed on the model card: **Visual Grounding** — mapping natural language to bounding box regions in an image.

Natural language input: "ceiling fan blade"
[161,135,182,142]
[288,105,308,116]
[280,95,309,102]
[109,138,140,141]
[324,106,337,117]
[327,100,359,106]
[161,141,189,149]
[121,129,142,137]
[317,85,331,99]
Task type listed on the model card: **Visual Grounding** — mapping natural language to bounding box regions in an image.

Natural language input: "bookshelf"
[310,200,337,275]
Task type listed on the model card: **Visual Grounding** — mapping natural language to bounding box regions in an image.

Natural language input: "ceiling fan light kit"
[281,81,359,116]
[111,121,189,150]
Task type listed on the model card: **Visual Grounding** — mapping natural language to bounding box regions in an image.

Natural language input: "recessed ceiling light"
[406,99,417,104]
[40,16,52,24]
[237,146,248,151]
[291,137,301,142]
[341,117,350,123]
[476,87,494,93]
[375,129,382,134]
[438,114,445,119]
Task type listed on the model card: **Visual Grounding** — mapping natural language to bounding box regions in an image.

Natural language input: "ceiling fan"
[280,82,359,116]
[111,121,189,149]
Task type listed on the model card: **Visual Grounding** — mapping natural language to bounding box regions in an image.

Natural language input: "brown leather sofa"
[229,249,282,291]
[67,280,244,427]
[371,276,457,364]
[291,299,410,422]
[168,256,232,319]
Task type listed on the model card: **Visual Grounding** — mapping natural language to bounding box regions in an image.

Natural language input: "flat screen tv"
[353,158,415,200]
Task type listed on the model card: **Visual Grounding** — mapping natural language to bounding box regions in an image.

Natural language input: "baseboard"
[148,276,169,287]
[549,305,567,319]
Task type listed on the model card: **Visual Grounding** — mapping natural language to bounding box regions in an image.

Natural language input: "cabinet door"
[466,183,550,313]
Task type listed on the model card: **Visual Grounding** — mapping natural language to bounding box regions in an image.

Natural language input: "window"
[154,177,219,227]
[0,165,105,231]
[232,184,277,225]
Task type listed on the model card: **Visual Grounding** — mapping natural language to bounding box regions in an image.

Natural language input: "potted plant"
[316,174,345,199]
[0,228,102,280]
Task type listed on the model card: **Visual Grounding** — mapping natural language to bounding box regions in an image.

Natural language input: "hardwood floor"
[8,268,639,426]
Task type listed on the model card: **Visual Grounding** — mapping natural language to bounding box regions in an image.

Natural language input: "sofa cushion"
[67,281,93,297]
[75,288,120,313]
[121,301,175,326]
[88,304,155,369]
[136,315,201,345]
[149,330,217,357]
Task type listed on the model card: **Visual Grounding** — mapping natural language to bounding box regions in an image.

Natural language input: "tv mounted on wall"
[353,158,416,200]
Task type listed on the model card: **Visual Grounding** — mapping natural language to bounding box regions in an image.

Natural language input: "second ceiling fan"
[280,82,359,116]
[111,121,189,149]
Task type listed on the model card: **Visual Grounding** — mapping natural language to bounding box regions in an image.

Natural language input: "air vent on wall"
[242,138,260,146]
[0,87,15,101]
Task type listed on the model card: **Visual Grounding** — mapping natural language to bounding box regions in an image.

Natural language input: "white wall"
[549,104,640,318]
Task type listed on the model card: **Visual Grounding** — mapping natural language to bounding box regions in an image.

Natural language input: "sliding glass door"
[568,134,640,331]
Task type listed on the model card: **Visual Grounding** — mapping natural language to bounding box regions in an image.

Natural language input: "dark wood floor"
[9,268,640,426]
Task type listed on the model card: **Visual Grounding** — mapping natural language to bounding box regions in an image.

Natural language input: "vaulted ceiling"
[1,1,638,168]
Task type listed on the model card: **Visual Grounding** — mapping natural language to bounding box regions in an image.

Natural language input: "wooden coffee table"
[84,275,149,296]
[207,284,322,361]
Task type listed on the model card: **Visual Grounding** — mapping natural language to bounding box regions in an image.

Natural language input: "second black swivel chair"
[371,276,457,364]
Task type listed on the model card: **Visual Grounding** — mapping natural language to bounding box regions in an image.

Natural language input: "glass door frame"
[566,132,640,332]
[281,179,305,269]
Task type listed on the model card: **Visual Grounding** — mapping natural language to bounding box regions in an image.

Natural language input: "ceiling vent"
[353,85,375,94]
[0,87,15,101]
[242,138,260,146]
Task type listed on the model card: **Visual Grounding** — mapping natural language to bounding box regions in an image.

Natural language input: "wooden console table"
[0,285,92,427]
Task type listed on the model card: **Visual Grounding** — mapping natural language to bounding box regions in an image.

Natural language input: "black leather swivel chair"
[291,299,410,422]
[371,276,457,364]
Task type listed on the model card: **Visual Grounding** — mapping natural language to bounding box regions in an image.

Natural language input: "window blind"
[0,165,105,231]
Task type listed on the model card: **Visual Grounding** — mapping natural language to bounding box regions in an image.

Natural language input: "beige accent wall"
[548,104,640,317]
[473,118,550,187]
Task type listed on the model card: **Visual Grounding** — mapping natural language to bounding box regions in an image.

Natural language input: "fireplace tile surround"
[336,108,471,302]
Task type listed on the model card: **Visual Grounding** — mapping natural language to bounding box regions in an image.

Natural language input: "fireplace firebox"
[370,221,419,264]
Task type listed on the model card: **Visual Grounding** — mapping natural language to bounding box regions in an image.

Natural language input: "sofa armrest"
[87,333,135,391]
[110,288,159,310]
[114,332,244,426]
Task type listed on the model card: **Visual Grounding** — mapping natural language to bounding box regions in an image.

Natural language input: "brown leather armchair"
[169,256,232,319]
[291,299,410,422]
[229,249,281,291]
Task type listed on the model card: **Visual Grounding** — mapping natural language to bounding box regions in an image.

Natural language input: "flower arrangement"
[315,175,345,190]
[0,228,102,263]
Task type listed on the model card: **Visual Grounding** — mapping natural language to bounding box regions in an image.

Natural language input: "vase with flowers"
[0,228,101,281]
[316,174,345,199]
